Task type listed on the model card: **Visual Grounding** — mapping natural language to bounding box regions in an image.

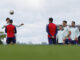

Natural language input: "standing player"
[69,21,80,44]
[46,18,57,45]
[56,25,64,44]
[5,20,17,44]
[62,21,71,44]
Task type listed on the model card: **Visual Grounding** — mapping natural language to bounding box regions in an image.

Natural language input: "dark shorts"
[78,36,80,44]
[57,43,63,45]
[6,37,16,44]
[65,39,70,44]
[65,39,78,44]
[70,40,78,44]
[48,38,56,45]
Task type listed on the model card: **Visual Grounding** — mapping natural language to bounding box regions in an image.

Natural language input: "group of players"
[1,17,80,45]
[46,18,80,45]
[2,18,24,44]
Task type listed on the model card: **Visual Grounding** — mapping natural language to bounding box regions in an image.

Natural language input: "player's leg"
[69,39,77,45]
[72,40,78,45]
[52,38,56,44]
[6,38,12,44]
[78,36,80,44]
[65,39,69,44]
[68,39,73,44]
[12,37,16,44]
[48,38,53,45]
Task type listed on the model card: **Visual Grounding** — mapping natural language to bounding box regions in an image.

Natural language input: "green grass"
[0,45,80,60]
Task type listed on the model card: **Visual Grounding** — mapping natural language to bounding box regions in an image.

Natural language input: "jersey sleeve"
[62,31,66,39]
[56,31,58,40]
[2,25,7,29]
[67,26,71,37]
[62,31,65,39]
[5,26,7,33]
[46,25,52,37]
[76,28,80,38]
[67,26,70,31]
[14,25,22,28]
[54,26,58,37]
[14,27,17,34]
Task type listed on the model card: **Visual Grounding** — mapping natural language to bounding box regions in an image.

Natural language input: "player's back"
[6,24,15,38]
[48,23,56,36]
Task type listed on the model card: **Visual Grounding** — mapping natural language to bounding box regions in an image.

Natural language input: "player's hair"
[72,21,75,24]
[59,25,63,30]
[10,20,13,23]
[59,25,63,27]
[49,18,53,22]
[63,20,67,24]
[6,18,10,21]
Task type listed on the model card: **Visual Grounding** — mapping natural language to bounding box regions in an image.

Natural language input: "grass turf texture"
[0,45,80,60]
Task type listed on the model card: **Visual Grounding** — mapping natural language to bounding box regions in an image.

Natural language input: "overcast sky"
[0,0,80,44]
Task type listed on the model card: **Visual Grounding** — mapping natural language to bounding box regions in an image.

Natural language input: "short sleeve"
[67,26,70,31]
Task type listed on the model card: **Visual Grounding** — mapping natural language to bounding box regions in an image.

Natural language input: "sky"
[0,0,80,44]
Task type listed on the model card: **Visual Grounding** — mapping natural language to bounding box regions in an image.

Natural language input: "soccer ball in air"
[10,10,14,15]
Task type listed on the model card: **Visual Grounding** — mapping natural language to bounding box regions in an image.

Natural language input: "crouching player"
[69,21,80,44]
[5,20,17,44]
[56,25,64,44]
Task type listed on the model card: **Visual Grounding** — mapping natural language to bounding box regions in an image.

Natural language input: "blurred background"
[0,0,80,44]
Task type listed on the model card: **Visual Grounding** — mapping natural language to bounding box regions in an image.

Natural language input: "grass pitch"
[0,45,80,60]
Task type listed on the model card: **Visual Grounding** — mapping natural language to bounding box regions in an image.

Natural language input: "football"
[10,10,14,15]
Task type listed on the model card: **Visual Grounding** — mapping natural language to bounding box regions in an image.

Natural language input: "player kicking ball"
[5,20,17,44]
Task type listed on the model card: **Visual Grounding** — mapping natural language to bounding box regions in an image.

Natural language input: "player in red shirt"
[5,20,17,44]
[46,18,57,45]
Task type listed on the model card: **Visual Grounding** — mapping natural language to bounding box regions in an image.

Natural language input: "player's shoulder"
[50,23,56,26]
[6,24,10,27]
[57,30,61,33]
[58,30,64,32]
[48,23,56,27]
[52,23,56,25]
[7,24,15,27]
[70,27,78,29]
[12,25,16,28]
[75,27,79,30]
[65,26,70,29]
[63,26,69,29]
[57,30,64,34]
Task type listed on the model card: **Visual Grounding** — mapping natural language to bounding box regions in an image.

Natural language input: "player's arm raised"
[15,23,24,28]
